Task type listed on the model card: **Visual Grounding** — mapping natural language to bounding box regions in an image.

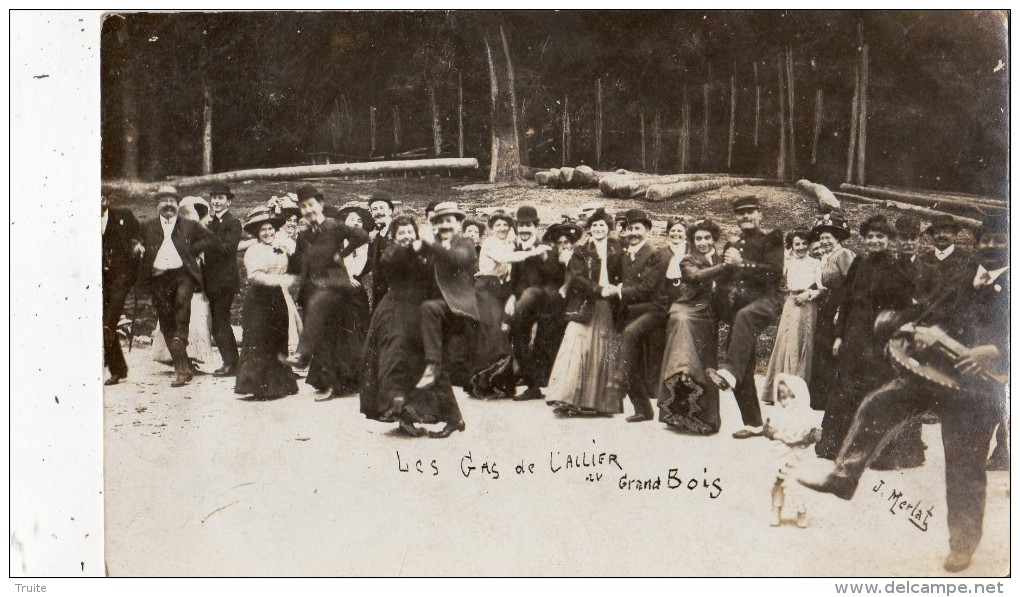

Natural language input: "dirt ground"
[105,177,1007,577]
[104,342,1009,577]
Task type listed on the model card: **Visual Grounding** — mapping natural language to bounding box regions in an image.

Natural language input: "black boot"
[169,338,193,387]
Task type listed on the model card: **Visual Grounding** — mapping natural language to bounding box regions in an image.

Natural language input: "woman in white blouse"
[234,207,299,400]
[471,211,550,397]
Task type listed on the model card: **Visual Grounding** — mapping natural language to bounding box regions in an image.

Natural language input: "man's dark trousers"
[721,291,783,427]
[831,377,999,556]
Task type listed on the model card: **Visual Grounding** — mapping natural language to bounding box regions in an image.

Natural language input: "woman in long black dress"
[815,214,925,469]
[807,213,856,411]
[359,216,465,437]
[234,207,299,400]
[306,203,375,400]
[656,218,729,434]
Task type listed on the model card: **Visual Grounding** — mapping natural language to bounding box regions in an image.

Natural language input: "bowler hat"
[894,215,923,236]
[430,201,466,223]
[976,213,1009,240]
[368,193,395,210]
[543,222,583,244]
[623,208,653,230]
[731,195,760,212]
[516,205,540,226]
[153,184,180,202]
[207,182,234,199]
[296,184,323,203]
[243,206,286,236]
[337,202,375,232]
[924,214,962,235]
[810,212,851,242]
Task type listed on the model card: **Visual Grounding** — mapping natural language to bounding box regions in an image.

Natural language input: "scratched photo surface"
[95,11,1009,576]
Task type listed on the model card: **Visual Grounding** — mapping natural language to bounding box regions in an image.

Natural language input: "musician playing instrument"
[799,213,1009,574]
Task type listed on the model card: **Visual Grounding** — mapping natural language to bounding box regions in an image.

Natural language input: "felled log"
[872,185,1007,207]
[646,178,779,203]
[599,172,730,199]
[839,184,1006,217]
[532,165,604,189]
[547,168,562,189]
[101,158,480,195]
[574,165,600,187]
[795,179,841,212]
[834,192,981,229]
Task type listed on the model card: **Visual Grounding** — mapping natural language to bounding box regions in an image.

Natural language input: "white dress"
[151,292,215,367]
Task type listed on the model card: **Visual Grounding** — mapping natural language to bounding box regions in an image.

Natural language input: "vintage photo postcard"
[9,9,1012,584]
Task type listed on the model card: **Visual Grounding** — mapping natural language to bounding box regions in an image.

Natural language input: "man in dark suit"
[102,192,143,386]
[279,185,370,388]
[606,209,670,422]
[416,202,480,387]
[139,185,216,387]
[508,206,565,402]
[706,195,785,438]
[367,193,395,311]
[800,213,1009,573]
[895,215,939,306]
[411,201,478,437]
[203,182,243,376]
[921,214,971,289]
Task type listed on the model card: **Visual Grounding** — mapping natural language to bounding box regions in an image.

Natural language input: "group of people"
[102,181,1008,572]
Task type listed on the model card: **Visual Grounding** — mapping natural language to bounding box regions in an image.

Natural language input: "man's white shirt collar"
[974,264,1009,287]
[934,245,956,261]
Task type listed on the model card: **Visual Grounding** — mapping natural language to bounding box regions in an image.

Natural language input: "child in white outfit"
[764,374,822,527]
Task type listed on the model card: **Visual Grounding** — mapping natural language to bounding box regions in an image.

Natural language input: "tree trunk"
[120,66,139,180]
[872,184,1007,206]
[640,110,646,171]
[647,177,780,203]
[652,110,662,173]
[776,56,787,180]
[835,192,982,229]
[701,83,710,167]
[753,62,760,148]
[102,158,481,195]
[785,47,797,178]
[600,172,730,199]
[202,83,213,175]
[856,44,869,185]
[595,78,603,168]
[839,184,1007,217]
[845,63,861,183]
[457,73,464,159]
[392,105,401,153]
[369,106,377,157]
[427,82,442,157]
[727,70,736,170]
[563,95,571,166]
[811,89,823,165]
[795,179,841,212]
[483,24,523,183]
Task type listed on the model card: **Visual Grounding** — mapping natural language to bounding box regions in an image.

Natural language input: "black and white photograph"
[9,9,1012,583]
